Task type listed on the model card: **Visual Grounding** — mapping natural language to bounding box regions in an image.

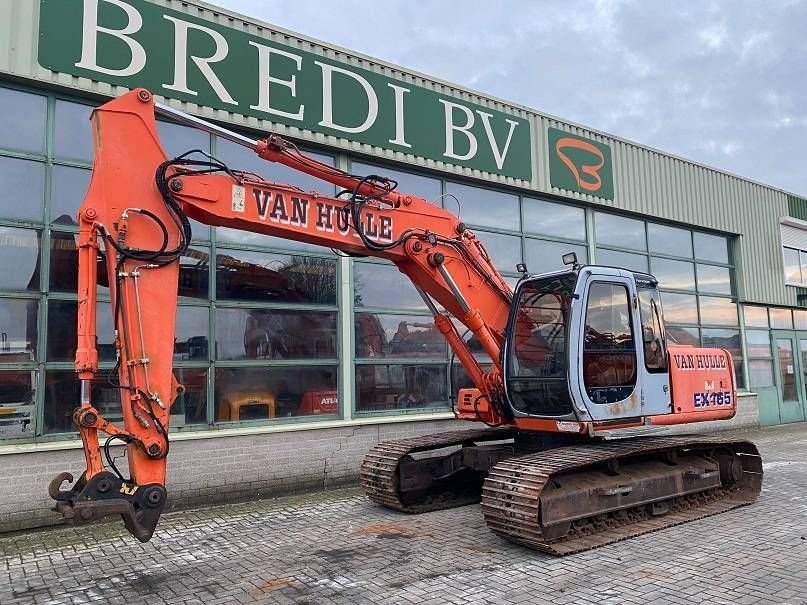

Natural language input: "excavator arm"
[49,88,515,540]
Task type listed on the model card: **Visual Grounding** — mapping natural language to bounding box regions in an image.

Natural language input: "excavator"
[48,88,762,555]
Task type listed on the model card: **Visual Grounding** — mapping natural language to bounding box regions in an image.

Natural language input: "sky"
[217,0,807,196]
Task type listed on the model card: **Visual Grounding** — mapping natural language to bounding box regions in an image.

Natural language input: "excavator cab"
[504,263,671,424]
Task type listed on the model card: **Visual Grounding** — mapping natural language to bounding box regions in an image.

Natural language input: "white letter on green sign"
[249,42,305,121]
[75,0,146,77]
[316,62,378,134]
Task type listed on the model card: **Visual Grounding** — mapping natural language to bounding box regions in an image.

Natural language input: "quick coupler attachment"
[49,471,167,542]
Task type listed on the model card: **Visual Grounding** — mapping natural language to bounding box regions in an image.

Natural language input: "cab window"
[583,282,637,403]
[638,287,668,372]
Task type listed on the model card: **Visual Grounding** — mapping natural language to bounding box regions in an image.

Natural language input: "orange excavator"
[49,89,762,554]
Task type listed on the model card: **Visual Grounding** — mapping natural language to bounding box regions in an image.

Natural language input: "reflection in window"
[0,371,35,438]
[355,313,445,358]
[0,156,45,221]
[48,231,109,295]
[445,182,519,231]
[696,264,732,295]
[522,198,585,241]
[596,248,648,273]
[651,257,695,291]
[583,283,636,403]
[178,247,210,299]
[745,329,771,358]
[694,232,729,264]
[356,364,448,412]
[477,230,522,273]
[157,120,210,159]
[743,305,768,328]
[216,249,337,305]
[769,308,793,329]
[0,299,38,363]
[54,100,94,162]
[0,87,46,154]
[523,239,586,275]
[46,300,114,362]
[44,371,121,434]
[595,213,646,250]
[648,223,692,258]
[698,296,738,326]
[50,166,91,225]
[170,368,207,427]
[748,359,774,388]
[784,247,802,284]
[174,306,209,361]
[215,366,338,421]
[795,310,807,330]
[215,308,337,360]
[352,160,441,203]
[666,326,699,346]
[660,292,698,324]
[354,262,424,309]
[0,227,40,291]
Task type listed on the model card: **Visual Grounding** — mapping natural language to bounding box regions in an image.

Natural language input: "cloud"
[218,0,807,196]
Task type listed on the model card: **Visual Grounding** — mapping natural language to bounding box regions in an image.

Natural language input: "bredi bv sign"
[38,0,532,180]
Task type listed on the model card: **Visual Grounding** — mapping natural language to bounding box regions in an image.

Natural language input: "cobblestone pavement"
[2,424,807,605]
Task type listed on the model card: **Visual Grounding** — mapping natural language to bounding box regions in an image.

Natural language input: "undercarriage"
[360,430,762,555]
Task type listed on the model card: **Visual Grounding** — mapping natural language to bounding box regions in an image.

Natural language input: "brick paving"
[2,423,806,605]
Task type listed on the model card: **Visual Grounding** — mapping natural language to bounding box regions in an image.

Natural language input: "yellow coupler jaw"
[480,436,763,555]
[49,471,167,542]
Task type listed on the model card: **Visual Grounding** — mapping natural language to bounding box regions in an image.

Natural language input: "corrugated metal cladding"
[0,0,799,305]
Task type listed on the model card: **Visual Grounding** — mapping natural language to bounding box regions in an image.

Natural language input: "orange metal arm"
[49,88,515,540]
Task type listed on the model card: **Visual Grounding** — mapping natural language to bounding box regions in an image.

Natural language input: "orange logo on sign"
[555,137,606,192]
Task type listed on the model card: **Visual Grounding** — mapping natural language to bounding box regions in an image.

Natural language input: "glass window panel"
[595,213,646,250]
[795,309,807,331]
[48,231,110,296]
[0,370,35,438]
[50,165,91,226]
[354,262,425,310]
[522,198,585,241]
[355,313,445,359]
[783,248,801,284]
[477,231,522,273]
[777,339,797,401]
[748,359,774,388]
[0,299,37,363]
[44,371,121,434]
[698,296,738,326]
[178,247,210,300]
[54,100,94,162]
[523,239,587,275]
[660,292,698,324]
[451,360,493,394]
[697,264,732,295]
[769,308,793,329]
[170,368,207,427]
[445,182,519,231]
[701,328,743,388]
[216,249,337,305]
[215,308,336,360]
[0,156,45,221]
[648,223,693,258]
[596,248,648,273]
[174,306,209,362]
[351,160,441,203]
[0,87,46,154]
[214,366,338,421]
[0,227,40,292]
[694,232,729,264]
[216,227,331,253]
[743,305,768,328]
[745,329,772,358]
[356,363,448,412]
[666,325,700,346]
[46,300,114,362]
[157,120,210,159]
[650,258,695,291]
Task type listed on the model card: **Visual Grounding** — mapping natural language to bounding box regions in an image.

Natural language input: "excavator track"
[360,428,514,513]
[481,435,762,556]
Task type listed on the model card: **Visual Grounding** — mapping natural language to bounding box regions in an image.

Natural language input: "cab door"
[571,269,665,421]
